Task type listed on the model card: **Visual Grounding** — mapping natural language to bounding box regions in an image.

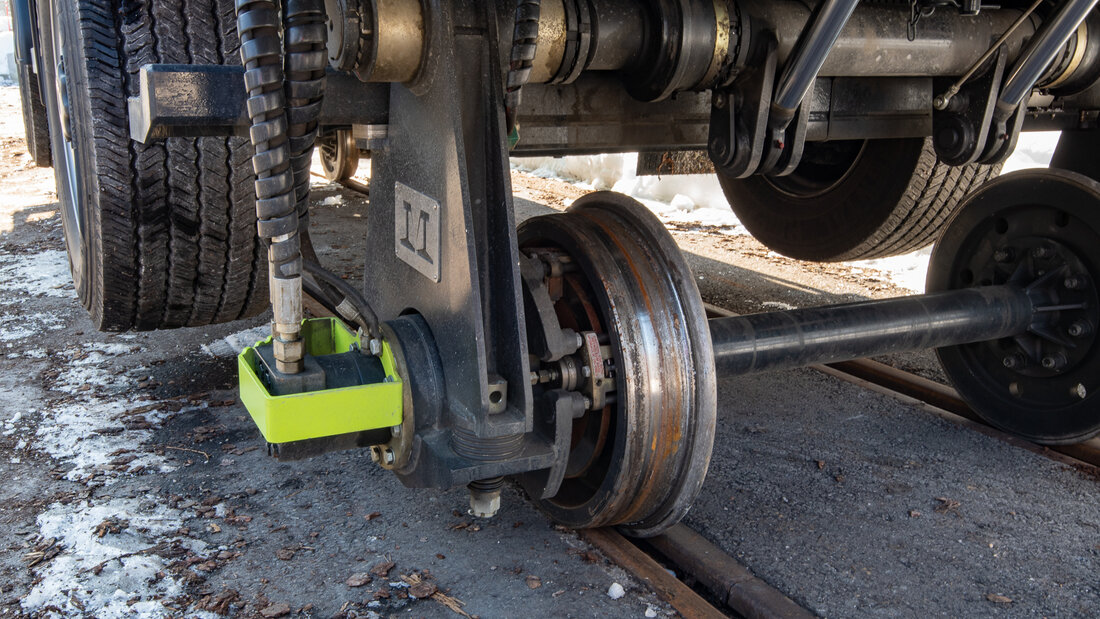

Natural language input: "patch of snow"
[201,325,270,357]
[1002,131,1060,174]
[0,249,75,298]
[23,497,215,619]
[513,154,743,233]
[761,301,797,311]
[322,195,344,207]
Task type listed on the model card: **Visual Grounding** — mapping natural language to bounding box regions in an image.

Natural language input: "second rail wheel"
[928,169,1100,444]
[318,129,360,182]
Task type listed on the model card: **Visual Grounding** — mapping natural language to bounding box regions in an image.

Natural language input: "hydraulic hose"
[236,0,305,374]
[283,0,328,225]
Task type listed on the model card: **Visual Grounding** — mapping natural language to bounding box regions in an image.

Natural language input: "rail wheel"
[318,129,359,182]
[518,192,716,537]
[929,169,1100,444]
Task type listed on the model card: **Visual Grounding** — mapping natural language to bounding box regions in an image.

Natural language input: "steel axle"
[709,285,1038,376]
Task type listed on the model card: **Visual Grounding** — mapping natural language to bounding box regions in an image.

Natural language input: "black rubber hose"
[236,0,301,282]
[303,259,381,337]
[505,0,541,136]
[283,0,328,225]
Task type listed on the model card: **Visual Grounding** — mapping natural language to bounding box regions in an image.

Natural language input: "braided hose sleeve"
[505,0,541,135]
[283,0,328,226]
[237,0,303,369]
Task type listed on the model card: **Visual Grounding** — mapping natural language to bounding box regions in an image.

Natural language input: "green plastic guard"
[238,318,403,444]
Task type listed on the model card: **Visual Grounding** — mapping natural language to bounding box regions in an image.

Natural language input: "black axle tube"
[710,285,1035,376]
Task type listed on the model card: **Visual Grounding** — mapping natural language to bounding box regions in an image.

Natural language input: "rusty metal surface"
[519,192,716,536]
[648,525,814,619]
[581,528,729,619]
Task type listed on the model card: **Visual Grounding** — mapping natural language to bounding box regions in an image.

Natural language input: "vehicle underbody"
[11,0,1100,535]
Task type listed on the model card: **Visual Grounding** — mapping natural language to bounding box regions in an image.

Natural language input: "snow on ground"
[513,132,1061,293]
[0,249,75,298]
[201,324,270,357]
[0,249,218,617]
[25,498,213,619]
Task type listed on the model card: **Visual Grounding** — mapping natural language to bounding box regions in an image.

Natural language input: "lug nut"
[1072,383,1088,399]
[1064,275,1088,290]
[1032,246,1054,260]
[1068,321,1092,338]
[1041,353,1068,372]
[993,247,1014,263]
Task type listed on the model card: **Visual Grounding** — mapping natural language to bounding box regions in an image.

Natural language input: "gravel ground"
[1,80,1097,619]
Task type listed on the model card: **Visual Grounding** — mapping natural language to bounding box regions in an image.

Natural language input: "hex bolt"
[391,424,402,437]
[370,446,382,463]
[1068,321,1092,338]
[1041,353,1068,372]
[383,448,396,465]
[1064,275,1088,290]
[993,247,1015,263]
[1002,353,1026,370]
[1072,383,1088,399]
[369,338,383,356]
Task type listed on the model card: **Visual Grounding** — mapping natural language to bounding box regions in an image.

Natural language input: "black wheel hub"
[929,169,1100,444]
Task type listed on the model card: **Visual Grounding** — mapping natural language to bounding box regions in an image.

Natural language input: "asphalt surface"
[1,82,1098,617]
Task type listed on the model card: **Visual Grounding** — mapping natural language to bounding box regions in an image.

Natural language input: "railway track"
[323,177,1100,618]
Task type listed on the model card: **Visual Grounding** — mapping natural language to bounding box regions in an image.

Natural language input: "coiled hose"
[237,0,380,353]
[237,0,304,371]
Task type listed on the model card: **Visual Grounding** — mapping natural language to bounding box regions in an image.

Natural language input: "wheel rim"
[318,129,358,181]
[763,139,865,199]
[519,192,716,537]
[47,5,87,289]
[929,169,1100,444]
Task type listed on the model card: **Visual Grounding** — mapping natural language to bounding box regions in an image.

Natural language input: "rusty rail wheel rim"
[519,191,717,537]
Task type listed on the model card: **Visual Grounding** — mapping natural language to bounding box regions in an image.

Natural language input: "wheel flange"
[518,191,716,537]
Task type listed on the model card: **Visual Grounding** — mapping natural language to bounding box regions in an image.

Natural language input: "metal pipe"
[709,285,1035,376]
[770,0,860,130]
[744,0,1038,77]
[997,0,1099,118]
[934,0,1045,110]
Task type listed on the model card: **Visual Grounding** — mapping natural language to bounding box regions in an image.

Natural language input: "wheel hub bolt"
[1068,321,1092,338]
[1064,275,1088,290]
[1032,246,1054,260]
[1072,383,1088,399]
[993,247,1015,263]
[1041,353,1068,372]
[1002,353,1026,370]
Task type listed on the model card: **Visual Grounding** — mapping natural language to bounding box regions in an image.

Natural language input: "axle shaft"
[709,285,1035,376]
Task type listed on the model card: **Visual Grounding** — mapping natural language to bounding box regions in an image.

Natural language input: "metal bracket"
[931,46,1007,166]
[708,34,777,179]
